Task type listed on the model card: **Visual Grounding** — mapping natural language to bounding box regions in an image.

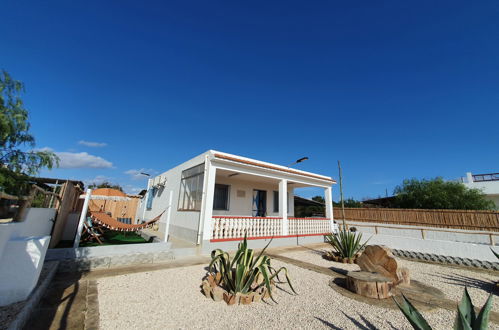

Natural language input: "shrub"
[209,236,296,301]
[394,287,493,329]
[325,229,369,259]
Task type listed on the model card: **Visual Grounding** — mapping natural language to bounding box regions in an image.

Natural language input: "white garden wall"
[0,207,55,306]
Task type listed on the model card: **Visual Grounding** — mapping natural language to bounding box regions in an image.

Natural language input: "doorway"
[252,190,267,217]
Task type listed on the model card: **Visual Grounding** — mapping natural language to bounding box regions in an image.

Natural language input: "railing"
[212,216,283,240]
[211,216,332,241]
[473,173,499,182]
[288,217,331,236]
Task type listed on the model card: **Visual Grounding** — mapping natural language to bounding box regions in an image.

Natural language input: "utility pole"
[337,160,346,230]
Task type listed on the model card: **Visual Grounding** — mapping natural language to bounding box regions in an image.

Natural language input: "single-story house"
[137,150,336,248]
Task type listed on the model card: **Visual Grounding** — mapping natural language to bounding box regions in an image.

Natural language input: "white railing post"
[279,179,288,235]
[324,186,334,233]
[74,188,92,248]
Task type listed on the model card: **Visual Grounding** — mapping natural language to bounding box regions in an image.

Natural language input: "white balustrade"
[211,216,331,240]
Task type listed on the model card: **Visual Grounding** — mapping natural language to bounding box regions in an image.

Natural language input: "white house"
[137,150,336,247]
[460,172,499,209]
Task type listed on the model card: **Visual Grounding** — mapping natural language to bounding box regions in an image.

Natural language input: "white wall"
[213,176,294,217]
[360,234,498,263]
[142,152,208,243]
[0,236,50,306]
[0,207,55,306]
[11,208,56,238]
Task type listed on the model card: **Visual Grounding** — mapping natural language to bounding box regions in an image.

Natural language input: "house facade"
[460,172,499,209]
[137,150,336,246]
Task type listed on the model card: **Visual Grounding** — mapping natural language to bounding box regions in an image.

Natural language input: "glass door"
[252,190,267,217]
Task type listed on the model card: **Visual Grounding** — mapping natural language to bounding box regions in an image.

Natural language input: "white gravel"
[98,259,462,329]
[281,249,499,313]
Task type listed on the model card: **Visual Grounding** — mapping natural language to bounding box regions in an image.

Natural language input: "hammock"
[89,211,164,232]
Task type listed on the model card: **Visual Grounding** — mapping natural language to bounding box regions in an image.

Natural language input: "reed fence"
[338,207,499,232]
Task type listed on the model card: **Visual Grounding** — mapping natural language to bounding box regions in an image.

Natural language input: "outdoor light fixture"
[288,157,309,167]
[140,172,150,177]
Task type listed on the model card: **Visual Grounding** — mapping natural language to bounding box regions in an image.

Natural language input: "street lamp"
[140,172,150,177]
[287,157,308,168]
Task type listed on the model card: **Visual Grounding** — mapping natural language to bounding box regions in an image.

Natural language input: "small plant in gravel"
[203,236,296,305]
[324,228,369,262]
[394,287,493,330]
[491,248,499,260]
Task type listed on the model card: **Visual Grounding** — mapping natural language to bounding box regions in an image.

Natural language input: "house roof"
[294,195,325,207]
[213,152,336,183]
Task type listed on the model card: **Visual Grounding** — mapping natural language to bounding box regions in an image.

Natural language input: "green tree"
[333,198,363,208]
[0,70,58,195]
[88,181,123,192]
[311,196,325,203]
[393,177,495,210]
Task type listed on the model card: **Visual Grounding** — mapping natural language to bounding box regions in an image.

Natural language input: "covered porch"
[199,154,335,242]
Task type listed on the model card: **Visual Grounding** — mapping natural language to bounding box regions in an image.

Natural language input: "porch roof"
[212,152,336,184]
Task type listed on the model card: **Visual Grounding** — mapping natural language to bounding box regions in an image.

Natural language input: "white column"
[324,187,334,232]
[74,188,92,248]
[163,190,173,242]
[201,161,217,241]
[279,179,288,235]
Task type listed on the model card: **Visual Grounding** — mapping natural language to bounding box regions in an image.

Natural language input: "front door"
[252,190,267,217]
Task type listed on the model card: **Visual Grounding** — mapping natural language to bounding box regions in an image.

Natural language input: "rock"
[240,293,252,305]
[249,291,261,303]
[201,280,211,298]
[207,274,217,288]
[223,292,236,306]
[211,286,225,302]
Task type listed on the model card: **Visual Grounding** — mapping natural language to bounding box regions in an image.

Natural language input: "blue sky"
[2,1,498,200]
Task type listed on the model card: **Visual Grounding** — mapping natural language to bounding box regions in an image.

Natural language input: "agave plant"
[325,228,369,259]
[491,248,499,260]
[394,287,493,330]
[209,236,296,301]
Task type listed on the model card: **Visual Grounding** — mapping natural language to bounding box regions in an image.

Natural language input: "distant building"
[458,172,499,209]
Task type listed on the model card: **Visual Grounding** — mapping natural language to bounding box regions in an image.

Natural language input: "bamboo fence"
[338,207,499,232]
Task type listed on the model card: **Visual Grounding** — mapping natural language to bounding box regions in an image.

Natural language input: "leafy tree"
[333,198,363,208]
[312,196,325,203]
[393,177,495,210]
[88,181,123,192]
[0,70,58,195]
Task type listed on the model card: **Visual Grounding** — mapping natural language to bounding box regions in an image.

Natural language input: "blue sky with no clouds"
[1,1,498,199]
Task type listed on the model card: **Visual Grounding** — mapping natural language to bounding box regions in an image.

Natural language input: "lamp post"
[288,157,308,168]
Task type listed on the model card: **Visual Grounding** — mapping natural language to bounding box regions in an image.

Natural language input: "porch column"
[201,161,217,242]
[279,179,288,235]
[324,187,335,232]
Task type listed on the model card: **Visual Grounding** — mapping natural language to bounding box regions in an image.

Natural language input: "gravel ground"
[98,260,460,329]
[281,249,499,312]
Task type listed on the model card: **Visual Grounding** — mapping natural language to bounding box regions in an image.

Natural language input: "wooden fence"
[338,207,499,232]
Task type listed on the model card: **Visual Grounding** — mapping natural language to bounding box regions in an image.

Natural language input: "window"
[273,191,289,213]
[146,188,155,210]
[178,164,205,211]
[213,184,229,210]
